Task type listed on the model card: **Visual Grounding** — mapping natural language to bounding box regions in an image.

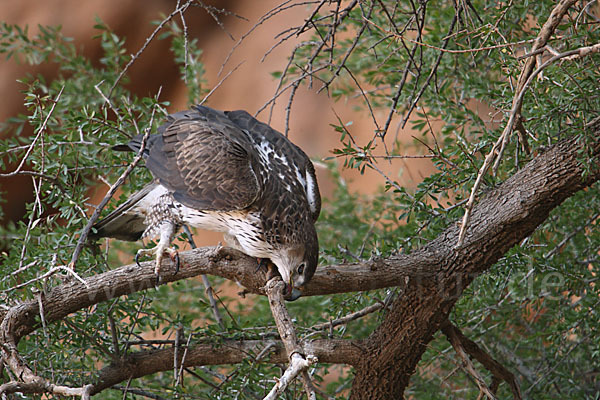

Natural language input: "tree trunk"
[350,133,600,398]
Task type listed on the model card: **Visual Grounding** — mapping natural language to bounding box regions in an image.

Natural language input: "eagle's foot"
[167,248,180,275]
[265,261,279,281]
[135,245,179,285]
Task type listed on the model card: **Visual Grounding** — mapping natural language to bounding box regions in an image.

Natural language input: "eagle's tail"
[90,183,158,242]
[111,134,161,157]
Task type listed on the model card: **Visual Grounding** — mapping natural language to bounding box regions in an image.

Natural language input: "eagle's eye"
[297,263,305,275]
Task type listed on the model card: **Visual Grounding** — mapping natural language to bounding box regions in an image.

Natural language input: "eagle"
[91,105,321,300]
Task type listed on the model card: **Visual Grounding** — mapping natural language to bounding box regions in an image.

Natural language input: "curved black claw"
[256,258,270,273]
[135,252,143,268]
[155,273,161,286]
[173,252,180,275]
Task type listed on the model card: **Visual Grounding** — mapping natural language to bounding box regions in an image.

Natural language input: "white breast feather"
[132,184,170,214]
[305,168,318,214]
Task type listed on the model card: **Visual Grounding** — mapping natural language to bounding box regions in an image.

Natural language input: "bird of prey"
[91,105,321,300]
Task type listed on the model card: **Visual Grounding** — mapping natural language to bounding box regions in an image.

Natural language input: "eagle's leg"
[136,222,179,283]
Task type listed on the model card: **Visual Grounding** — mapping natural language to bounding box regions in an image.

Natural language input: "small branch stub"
[263,353,318,400]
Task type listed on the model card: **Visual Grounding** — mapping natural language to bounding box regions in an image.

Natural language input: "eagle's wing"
[90,183,159,241]
[133,108,261,212]
[224,108,321,222]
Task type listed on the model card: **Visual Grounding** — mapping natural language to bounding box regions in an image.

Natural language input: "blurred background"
[0,0,432,246]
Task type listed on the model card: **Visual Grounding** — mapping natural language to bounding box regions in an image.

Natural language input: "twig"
[174,324,183,385]
[497,0,579,161]
[321,1,375,92]
[199,61,245,106]
[331,108,405,194]
[1,265,89,294]
[108,314,120,358]
[0,86,64,178]
[69,88,162,269]
[545,212,600,258]
[310,302,384,331]
[94,81,123,124]
[108,1,192,97]
[177,0,189,84]
[112,386,167,400]
[219,0,301,76]
[63,319,114,359]
[365,21,538,56]
[283,81,299,137]
[441,321,522,399]
[456,41,600,247]
[0,381,93,399]
[176,330,194,387]
[444,326,498,399]
[17,177,42,271]
[182,225,225,329]
[263,353,318,400]
[193,1,240,41]
[401,13,457,128]
[343,65,381,133]
[260,0,359,121]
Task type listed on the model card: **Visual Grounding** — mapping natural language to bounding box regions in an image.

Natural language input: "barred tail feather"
[90,183,158,242]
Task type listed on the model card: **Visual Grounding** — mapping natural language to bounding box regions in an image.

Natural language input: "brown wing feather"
[225,109,321,221]
[144,116,260,211]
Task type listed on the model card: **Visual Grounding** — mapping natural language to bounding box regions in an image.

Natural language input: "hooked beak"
[285,287,302,301]
[283,278,302,301]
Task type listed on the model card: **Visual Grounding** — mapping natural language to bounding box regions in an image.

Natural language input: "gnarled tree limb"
[265,278,317,399]
[91,338,362,395]
[349,131,600,397]
[1,130,599,398]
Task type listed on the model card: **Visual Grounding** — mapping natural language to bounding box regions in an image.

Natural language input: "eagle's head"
[271,234,318,301]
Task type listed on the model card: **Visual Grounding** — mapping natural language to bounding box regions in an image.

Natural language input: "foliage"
[1,1,599,399]
[283,1,600,398]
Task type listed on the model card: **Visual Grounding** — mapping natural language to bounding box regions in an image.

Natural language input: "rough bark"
[1,132,598,398]
[93,338,362,394]
[349,134,600,398]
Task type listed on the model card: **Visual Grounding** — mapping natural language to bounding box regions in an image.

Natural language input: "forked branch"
[441,321,522,400]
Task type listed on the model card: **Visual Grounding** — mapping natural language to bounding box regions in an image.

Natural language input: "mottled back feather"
[142,108,262,211]
[225,109,321,222]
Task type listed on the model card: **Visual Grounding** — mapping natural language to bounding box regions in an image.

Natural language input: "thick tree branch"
[0,245,435,346]
[349,128,600,398]
[91,338,362,395]
[1,129,598,398]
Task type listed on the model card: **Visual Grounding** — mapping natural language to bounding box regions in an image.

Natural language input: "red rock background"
[0,0,434,245]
